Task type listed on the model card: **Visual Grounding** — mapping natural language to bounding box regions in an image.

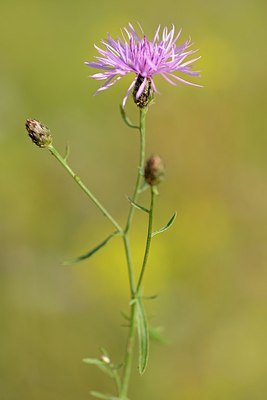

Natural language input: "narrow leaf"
[120,105,139,129]
[135,298,149,374]
[63,231,119,265]
[83,358,114,378]
[90,391,120,400]
[127,197,149,213]
[152,212,177,237]
[63,143,70,161]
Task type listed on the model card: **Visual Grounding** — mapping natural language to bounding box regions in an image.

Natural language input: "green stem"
[47,145,122,233]
[124,108,147,234]
[120,186,155,399]
[113,369,121,397]
[136,187,155,294]
[119,302,137,400]
[122,107,147,296]
[120,108,147,399]
[123,234,136,296]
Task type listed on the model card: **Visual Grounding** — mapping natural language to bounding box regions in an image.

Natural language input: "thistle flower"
[85,23,201,108]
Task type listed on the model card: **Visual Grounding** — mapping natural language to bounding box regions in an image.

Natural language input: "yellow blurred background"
[1,0,267,399]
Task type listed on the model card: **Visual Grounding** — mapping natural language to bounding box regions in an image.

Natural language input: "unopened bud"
[144,155,165,186]
[132,75,153,109]
[25,119,52,148]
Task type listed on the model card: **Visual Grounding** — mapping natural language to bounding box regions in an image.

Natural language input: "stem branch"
[48,145,122,233]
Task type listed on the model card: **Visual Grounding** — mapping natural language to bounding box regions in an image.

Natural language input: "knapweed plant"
[25,23,201,400]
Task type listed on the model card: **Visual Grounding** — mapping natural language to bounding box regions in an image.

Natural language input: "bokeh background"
[1,0,267,399]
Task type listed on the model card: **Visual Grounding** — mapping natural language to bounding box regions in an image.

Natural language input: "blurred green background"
[1,0,267,399]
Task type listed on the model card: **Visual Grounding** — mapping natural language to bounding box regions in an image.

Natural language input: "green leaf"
[135,298,149,375]
[152,211,177,237]
[63,231,119,265]
[83,358,114,378]
[63,143,70,161]
[90,391,120,400]
[127,197,149,213]
[120,105,139,129]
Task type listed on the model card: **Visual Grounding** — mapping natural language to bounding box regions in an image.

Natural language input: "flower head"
[25,119,52,148]
[85,23,201,108]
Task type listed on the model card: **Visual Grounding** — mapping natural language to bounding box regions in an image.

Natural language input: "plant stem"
[47,144,122,233]
[123,234,136,296]
[120,185,155,400]
[113,369,121,397]
[124,108,147,234]
[122,107,147,296]
[48,108,151,399]
[119,302,137,399]
[136,187,155,294]
[120,108,147,399]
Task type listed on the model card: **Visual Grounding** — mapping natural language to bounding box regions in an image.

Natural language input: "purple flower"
[85,23,201,108]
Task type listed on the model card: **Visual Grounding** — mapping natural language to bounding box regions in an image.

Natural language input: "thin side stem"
[48,145,122,233]
[136,187,155,294]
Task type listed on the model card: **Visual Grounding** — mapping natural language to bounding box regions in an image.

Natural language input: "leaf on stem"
[63,143,70,161]
[90,391,120,400]
[63,231,119,265]
[120,105,139,129]
[127,197,149,213]
[135,298,149,375]
[83,358,114,378]
[152,212,177,237]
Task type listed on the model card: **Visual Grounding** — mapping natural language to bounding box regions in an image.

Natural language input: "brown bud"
[144,155,165,186]
[25,119,52,148]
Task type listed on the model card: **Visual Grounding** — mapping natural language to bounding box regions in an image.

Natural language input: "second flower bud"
[144,155,165,186]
